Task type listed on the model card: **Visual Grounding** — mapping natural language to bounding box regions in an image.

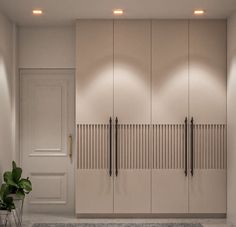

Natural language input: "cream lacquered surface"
[151,20,189,213]
[76,20,113,124]
[188,20,227,213]
[76,20,114,213]
[76,19,227,216]
[113,20,151,213]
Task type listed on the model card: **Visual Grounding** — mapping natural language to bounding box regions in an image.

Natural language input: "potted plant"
[0,183,15,226]
[3,161,32,225]
[3,161,32,199]
[0,183,15,211]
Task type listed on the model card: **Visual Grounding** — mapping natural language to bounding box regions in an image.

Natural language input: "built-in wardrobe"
[76,19,227,215]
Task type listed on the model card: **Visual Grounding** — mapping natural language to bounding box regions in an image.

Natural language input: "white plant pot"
[9,194,24,201]
[0,210,10,215]
[0,210,10,226]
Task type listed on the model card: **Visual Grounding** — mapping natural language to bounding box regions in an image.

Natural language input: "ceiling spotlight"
[113,9,124,15]
[32,9,43,15]
[193,9,205,15]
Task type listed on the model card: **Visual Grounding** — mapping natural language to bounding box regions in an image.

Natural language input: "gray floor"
[22,214,227,227]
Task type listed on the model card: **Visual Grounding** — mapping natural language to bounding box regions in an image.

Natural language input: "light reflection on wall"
[0,55,12,178]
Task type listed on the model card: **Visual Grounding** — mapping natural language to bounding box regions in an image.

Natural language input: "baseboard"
[76,213,226,219]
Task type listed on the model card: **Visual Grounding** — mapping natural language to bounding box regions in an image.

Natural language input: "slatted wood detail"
[117,124,150,169]
[193,124,226,169]
[77,124,226,170]
[153,124,185,169]
[77,124,109,169]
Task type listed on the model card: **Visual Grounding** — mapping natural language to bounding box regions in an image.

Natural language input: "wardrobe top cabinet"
[76,20,113,124]
[76,19,226,125]
[76,19,151,124]
[152,20,188,124]
[189,20,227,124]
[114,20,151,124]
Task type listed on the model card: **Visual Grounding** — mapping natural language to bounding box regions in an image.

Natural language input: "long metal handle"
[69,134,73,161]
[109,117,112,177]
[190,117,194,176]
[184,117,188,176]
[115,117,118,177]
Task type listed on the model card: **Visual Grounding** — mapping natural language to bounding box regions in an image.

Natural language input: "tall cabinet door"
[113,20,151,213]
[189,20,227,213]
[151,20,189,213]
[76,20,114,213]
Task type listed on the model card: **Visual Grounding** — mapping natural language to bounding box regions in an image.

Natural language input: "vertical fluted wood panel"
[153,124,226,170]
[117,124,150,169]
[194,124,226,169]
[153,124,185,169]
[77,124,226,170]
[77,124,109,169]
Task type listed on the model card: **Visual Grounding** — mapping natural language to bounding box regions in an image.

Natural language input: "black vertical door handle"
[115,117,118,176]
[184,117,188,176]
[190,117,194,176]
[109,117,112,177]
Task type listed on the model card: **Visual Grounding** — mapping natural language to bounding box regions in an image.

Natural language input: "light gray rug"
[32,224,203,227]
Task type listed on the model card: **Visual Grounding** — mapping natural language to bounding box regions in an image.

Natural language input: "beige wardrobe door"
[113,20,151,213]
[189,20,227,213]
[76,20,114,213]
[151,20,189,213]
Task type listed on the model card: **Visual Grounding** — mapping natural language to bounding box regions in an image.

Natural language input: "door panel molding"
[29,172,67,205]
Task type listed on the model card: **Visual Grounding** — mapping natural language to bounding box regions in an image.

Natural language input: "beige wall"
[0,12,17,179]
[18,26,75,68]
[227,11,236,225]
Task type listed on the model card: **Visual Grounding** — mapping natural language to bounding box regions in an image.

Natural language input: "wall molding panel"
[29,172,67,205]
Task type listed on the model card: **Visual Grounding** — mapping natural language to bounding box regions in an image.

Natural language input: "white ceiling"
[0,0,236,26]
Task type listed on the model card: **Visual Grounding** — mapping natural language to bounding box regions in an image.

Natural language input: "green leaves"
[18,179,32,194]
[4,171,18,188]
[12,161,17,169]
[0,183,8,201]
[3,161,32,197]
[12,161,22,183]
[1,161,32,211]
[0,184,15,211]
[12,167,22,183]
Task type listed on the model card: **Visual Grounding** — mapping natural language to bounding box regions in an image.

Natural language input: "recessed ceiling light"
[32,9,43,15]
[113,9,124,15]
[193,9,205,15]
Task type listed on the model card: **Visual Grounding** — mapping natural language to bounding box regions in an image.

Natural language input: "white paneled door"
[20,69,75,213]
